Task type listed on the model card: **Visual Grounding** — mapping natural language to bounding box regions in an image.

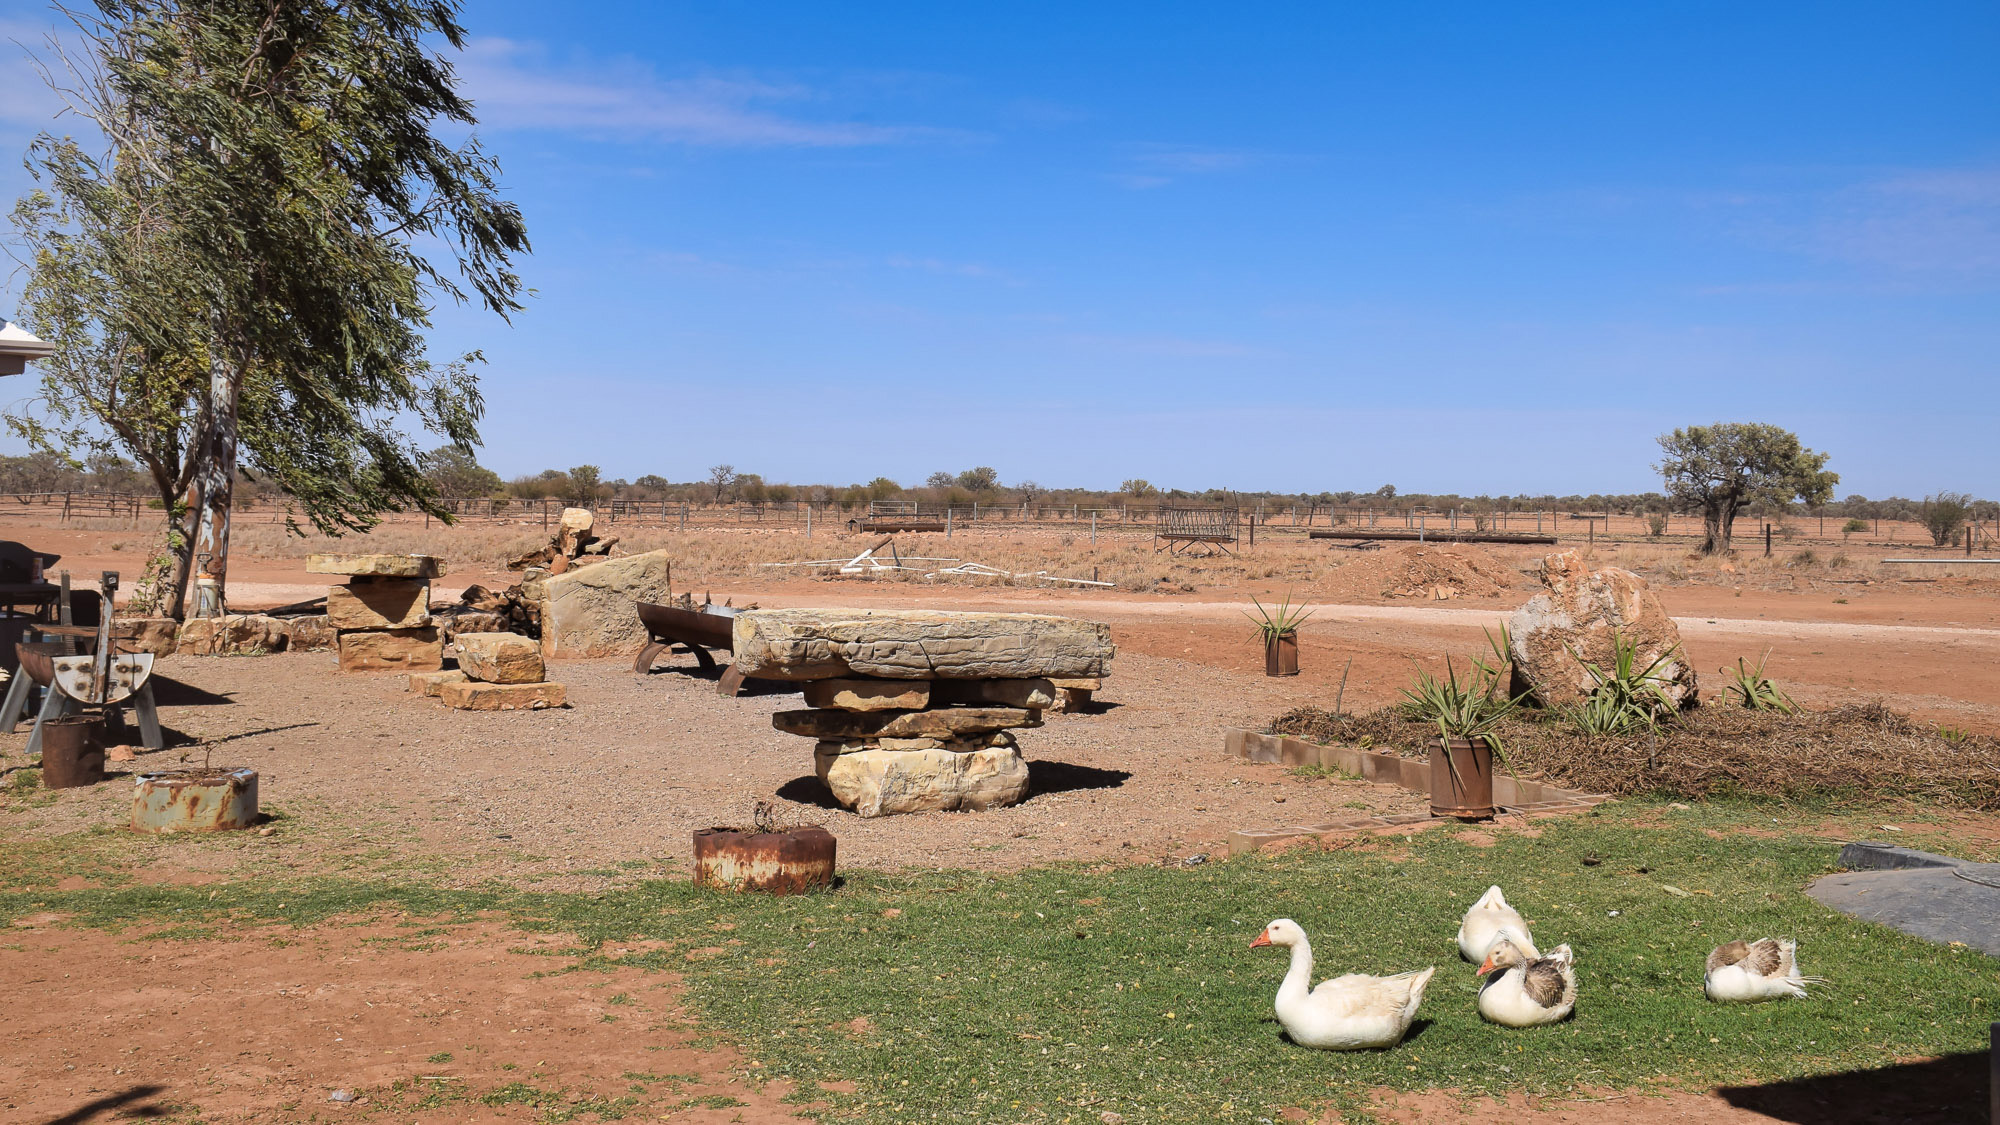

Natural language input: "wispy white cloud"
[1104,143,1264,190]
[1798,167,2000,276]
[884,255,1016,283]
[457,38,936,147]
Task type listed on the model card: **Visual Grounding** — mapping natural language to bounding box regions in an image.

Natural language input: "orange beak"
[1249,929,1272,949]
[1475,955,1497,976]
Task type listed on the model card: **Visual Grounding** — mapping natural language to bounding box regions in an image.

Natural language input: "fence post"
[946,508,954,538]
[1765,523,1772,557]
[1091,513,1097,547]
[61,491,70,525]
[542,499,549,530]
[806,504,813,539]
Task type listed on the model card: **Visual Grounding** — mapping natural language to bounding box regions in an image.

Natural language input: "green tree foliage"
[1920,492,1972,547]
[567,464,604,503]
[924,471,956,490]
[1120,478,1155,498]
[955,466,1000,493]
[19,0,529,614]
[865,477,900,501]
[420,445,501,496]
[1656,423,1837,555]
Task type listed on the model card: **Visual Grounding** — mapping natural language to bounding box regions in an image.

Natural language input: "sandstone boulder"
[286,615,337,652]
[775,706,1040,741]
[406,669,468,697]
[934,678,1058,710]
[538,550,672,658]
[1508,549,1697,708]
[338,626,443,673]
[802,678,933,712]
[731,609,1114,682]
[306,553,443,579]
[556,507,594,556]
[454,631,545,684]
[814,742,1030,817]
[437,680,566,711]
[112,616,179,657]
[176,614,290,656]
[326,579,431,630]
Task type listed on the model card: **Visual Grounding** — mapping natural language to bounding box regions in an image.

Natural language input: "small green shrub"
[1563,631,1681,736]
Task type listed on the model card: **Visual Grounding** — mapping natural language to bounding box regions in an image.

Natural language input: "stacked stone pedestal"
[735,610,1114,818]
[308,554,445,673]
[439,632,567,711]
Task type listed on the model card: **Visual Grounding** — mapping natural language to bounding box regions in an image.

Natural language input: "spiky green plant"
[1563,631,1683,736]
[1721,651,1797,713]
[1399,657,1517,754]
[1245,592,1315,642]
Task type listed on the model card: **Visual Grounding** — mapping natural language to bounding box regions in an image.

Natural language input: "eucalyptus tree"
[13,0,527,615]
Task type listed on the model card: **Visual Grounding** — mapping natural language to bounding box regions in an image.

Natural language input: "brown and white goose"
[1705,938,1822,1003]
[1475,930,1576,1027]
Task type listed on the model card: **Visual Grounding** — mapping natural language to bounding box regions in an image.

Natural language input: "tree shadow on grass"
[1713,1051,1986,1124]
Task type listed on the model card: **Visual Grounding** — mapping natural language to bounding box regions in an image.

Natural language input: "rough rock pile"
[1336,544,1515,600]
[506,506,619,574]
[1508,549,1698,708]
[733,609,1116,817]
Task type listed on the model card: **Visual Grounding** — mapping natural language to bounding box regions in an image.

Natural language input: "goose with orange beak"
[1251,919,1435,1050]
[1474,929,1576,1027]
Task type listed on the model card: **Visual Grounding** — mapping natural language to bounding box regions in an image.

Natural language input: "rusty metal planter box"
[131,768,259,833]
[692,826,836,894]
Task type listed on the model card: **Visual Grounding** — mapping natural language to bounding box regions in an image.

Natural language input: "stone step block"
[337,626,442,673]
[437,680,567,711]
[307,553,443,579]
[774,706,1040,741]
[453,631,545,684]
[326,579,431,630]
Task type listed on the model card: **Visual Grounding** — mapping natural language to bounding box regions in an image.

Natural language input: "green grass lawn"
[3,801,1996,1124]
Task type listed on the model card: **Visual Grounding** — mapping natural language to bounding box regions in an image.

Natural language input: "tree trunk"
[1700,496,1739,556]
[185,350,242,616]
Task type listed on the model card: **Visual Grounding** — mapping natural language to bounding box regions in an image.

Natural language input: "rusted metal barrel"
[693,826,836,894]
[130,767,259,833]
[39,715,105,789]
[1429,738,1496,819]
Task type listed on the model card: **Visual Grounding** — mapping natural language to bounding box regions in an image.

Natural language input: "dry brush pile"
[1271,702,2000,810]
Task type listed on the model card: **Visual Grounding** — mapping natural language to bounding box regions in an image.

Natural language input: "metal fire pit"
[130,767,259,833]
[693,825,836,894]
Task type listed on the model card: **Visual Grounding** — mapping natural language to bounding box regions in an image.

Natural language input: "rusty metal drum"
[39,715,105,789]
[130,767,259,833]
[693,826,836,894]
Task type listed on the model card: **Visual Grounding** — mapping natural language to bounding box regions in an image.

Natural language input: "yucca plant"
[1245,592,1315,642]
[1399,657,1517,753]
[1563,631,1682,735]
[1721,651,1797,713]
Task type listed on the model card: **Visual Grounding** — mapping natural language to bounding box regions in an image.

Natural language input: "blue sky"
[0,2,1994,496]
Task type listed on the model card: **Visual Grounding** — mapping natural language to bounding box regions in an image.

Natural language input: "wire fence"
[0,489,1991,552]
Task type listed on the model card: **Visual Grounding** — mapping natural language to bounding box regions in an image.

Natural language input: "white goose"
[1457,885,1538,963]
[1476,930,1577,1027]
[1250,918,1435,1050]
[1705,939,1822,1003]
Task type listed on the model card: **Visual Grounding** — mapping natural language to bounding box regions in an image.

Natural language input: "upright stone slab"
[539,549,672,658]
[454,631,545,684]
[338,626,443,672]
[731,609,1114,682]
[326,579,431,630]
[306,553,443,579]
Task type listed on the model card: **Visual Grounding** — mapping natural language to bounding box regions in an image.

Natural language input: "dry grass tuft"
[1272,702,2000,809]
